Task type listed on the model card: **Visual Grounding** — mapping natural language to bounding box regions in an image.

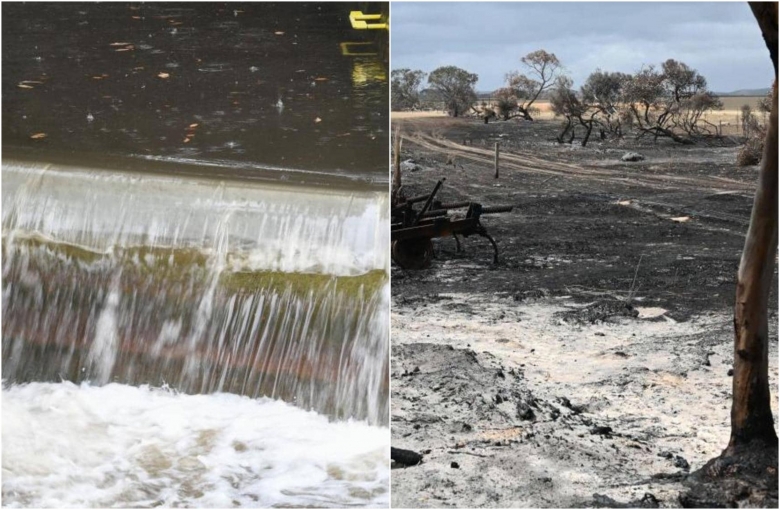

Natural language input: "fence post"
[494,142,499,179]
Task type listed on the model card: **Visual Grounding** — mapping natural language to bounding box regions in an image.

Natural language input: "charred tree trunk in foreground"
[730,78,778,451]
[730,0,778,453]
[681,3,778,507]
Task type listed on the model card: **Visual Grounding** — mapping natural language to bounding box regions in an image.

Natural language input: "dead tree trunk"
[729,2,779,451]
[730,78,778,449]
[556,117,572,144]
[580,118,595,147]
[680,6,777,505]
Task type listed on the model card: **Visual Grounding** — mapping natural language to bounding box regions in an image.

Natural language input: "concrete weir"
[2,158,390,426]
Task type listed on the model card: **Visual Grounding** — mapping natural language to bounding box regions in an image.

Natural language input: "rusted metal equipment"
[391,179,513,269]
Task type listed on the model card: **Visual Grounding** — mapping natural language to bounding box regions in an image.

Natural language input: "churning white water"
[2,382,389,508]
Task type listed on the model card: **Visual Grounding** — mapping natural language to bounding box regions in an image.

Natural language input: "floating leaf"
[18,80,42,89]
[30,133,47,139]
[157,72,170,79]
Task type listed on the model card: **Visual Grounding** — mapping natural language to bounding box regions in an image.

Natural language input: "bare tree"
[549,77,601,146]
[501,50,563,121]
[391,69,427,111]
[622,60,722,144]
[549,72,632,147]
[427,66,478,118]
[581,70,631,137]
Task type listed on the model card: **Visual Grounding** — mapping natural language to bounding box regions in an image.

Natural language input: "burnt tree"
[501,50,562,121]
[729,1,778,452]
[682,3,778,506]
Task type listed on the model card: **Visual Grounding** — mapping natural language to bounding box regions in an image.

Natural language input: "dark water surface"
[2,2,388,188]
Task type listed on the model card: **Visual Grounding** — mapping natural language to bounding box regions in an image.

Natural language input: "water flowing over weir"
[2,159,390,426]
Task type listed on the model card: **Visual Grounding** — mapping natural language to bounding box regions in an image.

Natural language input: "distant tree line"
[392,49,744,146]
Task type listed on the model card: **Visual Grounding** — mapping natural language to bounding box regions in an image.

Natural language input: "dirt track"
[390,115,778,508]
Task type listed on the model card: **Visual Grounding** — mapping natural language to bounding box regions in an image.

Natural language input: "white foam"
[2,382,389,508]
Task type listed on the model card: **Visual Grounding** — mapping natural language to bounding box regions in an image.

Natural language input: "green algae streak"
[2,235,387,298]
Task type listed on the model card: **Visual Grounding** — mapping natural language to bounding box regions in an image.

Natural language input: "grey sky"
[391,2,773,93]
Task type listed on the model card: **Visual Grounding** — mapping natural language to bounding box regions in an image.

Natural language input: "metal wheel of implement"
[392,239,434,269]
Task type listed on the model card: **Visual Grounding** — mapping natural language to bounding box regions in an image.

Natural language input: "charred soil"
[390,116,778,508]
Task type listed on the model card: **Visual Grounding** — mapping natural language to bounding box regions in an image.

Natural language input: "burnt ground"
[390,116,778,508]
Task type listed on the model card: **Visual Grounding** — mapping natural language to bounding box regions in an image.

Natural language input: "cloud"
[391,2,773,92]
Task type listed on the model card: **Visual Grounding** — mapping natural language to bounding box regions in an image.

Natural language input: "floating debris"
[18,80,43,89]
[30,133,47,139]
[157,72,170,79]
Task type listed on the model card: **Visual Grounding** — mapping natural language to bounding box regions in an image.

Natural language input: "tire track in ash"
[407,132,753,194]
[404,131,754,236]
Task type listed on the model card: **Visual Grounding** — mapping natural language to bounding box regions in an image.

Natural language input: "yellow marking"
[349,11,387,30]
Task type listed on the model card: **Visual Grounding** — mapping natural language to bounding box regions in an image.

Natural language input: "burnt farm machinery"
[391,179,513,269]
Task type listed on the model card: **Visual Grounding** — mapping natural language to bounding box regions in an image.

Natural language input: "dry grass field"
[393,96,767,137]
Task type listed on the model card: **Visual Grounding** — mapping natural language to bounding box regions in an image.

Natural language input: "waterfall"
[2,159,389,425]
